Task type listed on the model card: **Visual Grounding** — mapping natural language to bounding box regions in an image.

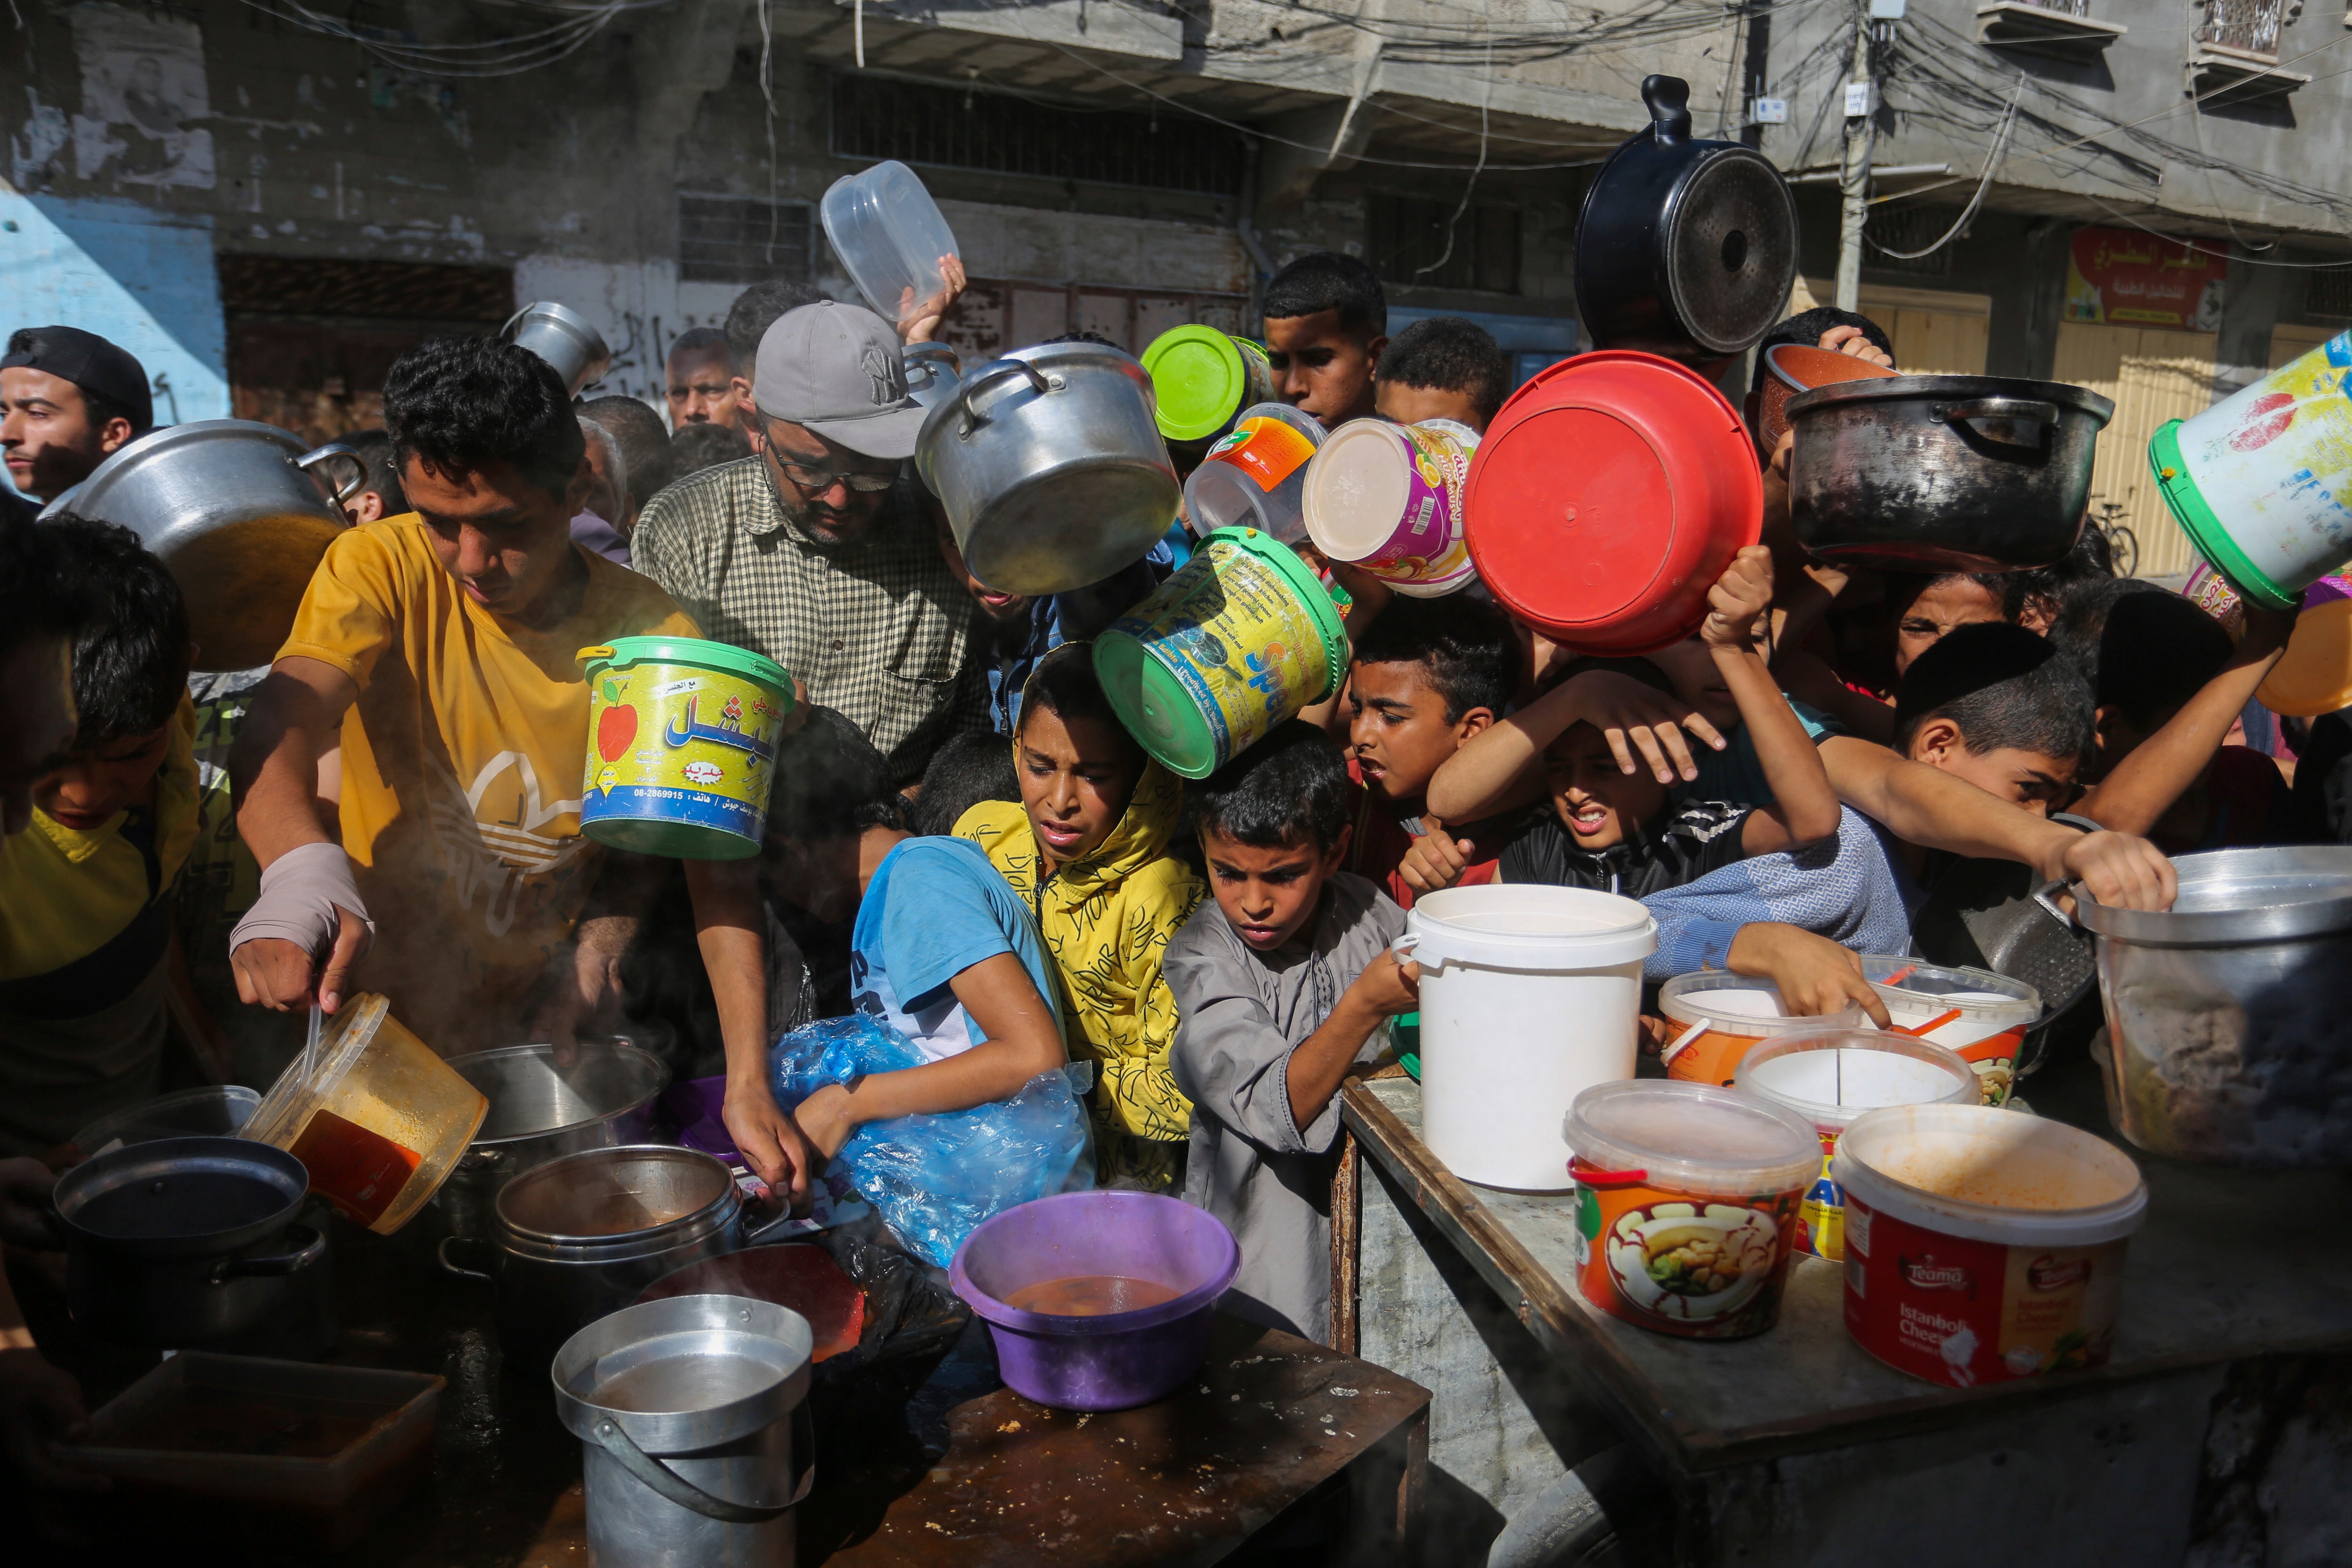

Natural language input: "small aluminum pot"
[915,339,1179,597]
[504,301,612,396]
[437,1040,670,1243]
[53,1136,326,1347]
[1784,374,2115,571]
[61,420,365,671]
[440,1145,795,1377]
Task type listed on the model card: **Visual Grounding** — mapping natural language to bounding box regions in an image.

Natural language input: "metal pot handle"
[216,1223,326,1280]
[499,306,528,341]
[437,1234,495,1283]
[1933,397,2061,429]
[2031,878,2080,929]
[954,360,1054,441]
[296,443,368,505]
[589,1415,813,1523]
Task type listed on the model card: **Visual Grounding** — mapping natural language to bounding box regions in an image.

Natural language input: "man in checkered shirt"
[635,301,984,784]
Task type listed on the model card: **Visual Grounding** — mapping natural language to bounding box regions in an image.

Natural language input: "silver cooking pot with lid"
[2076,845,2352,1167]
[437,1040,670,1242]
[915,338,1178,597]
[62,419,364,671]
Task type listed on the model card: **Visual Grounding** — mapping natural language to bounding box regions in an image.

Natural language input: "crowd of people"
[0,247,2337,1482]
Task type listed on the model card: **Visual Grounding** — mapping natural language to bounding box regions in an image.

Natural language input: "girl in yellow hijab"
[956,644,1203,1190]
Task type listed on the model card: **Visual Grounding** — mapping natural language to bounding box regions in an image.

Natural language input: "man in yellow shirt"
[228,337,818,1195]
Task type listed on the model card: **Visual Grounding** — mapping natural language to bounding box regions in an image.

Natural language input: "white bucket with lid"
[1733,1028,1977,1259]
[1833,1104,2147,1386]
[1395,884,1655,1191]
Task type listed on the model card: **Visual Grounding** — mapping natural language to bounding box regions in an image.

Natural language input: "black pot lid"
[1664,151,1798,357]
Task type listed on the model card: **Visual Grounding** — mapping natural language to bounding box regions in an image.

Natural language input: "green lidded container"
[1141,325,1279,446]
[1093,527,1347,780]
[578,636,794,859]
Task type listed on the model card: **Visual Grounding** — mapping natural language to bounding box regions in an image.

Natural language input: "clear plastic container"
[72,1084,261,1158]
[1561,1081,1821,1339]
[1656,971,1865,1088]
[1856,955,2040,1106]
[1733,1028,1978,1259]
[240,994,487,1234]
[1183,402,1324,543]
[820,160,960,324]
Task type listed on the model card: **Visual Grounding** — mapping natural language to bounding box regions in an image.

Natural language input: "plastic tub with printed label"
[1858,956,2040,1106]
[1656,972,1866,1088]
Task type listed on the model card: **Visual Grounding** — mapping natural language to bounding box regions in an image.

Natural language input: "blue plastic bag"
[770,1014,1096,1268]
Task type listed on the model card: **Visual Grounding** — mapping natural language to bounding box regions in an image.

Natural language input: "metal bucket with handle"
[553,1293,816,1568]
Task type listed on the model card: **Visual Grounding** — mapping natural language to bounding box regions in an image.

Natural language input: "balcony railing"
[2018,0,2091,16]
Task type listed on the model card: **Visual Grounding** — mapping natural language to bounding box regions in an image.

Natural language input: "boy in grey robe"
[1168,723,1419,1343]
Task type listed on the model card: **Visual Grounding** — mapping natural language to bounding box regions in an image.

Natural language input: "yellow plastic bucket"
[1093,527,1346,780]
[577,637,794,860]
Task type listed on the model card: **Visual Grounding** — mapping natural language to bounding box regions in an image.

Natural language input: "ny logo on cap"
[860,345,902,405]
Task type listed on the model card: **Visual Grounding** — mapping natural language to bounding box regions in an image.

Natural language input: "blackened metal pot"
[1784,374,2115,571]
[1573,75,1799,364]
[53,1136,326,1347]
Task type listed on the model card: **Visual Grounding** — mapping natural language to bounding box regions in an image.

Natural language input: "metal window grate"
[1366,195,1521,294]
[2198,0,2288,57]
[678,193,813,286]
[829,73,1244,196]
[2018,0,2090,16]
[2307,269,2352,319]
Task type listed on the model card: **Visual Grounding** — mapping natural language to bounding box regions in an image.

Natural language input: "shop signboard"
[2064,226,2228,330]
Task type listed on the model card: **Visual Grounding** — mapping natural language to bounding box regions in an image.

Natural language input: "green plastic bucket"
[1093,527,1346,780]
[577,637,794,859]
[1141,326,1278,446]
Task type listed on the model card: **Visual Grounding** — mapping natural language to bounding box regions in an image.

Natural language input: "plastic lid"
[580,636,792,694]
[1143,326,1254,443]
[1658,973,1866,1038]
[1564,1080,1820,1197]
[1404,883,1654,972]
[1857,955,2039,1024]
[1734,1029,1978,1133]
[1832,1103,2148,1247]
[1303,419,1418,560]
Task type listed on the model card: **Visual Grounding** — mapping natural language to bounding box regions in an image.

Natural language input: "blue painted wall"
[0,192,227,441]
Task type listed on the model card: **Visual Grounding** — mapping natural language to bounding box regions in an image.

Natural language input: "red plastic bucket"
[1465,351,1762,654]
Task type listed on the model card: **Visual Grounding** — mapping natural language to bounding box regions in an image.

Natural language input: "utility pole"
[1834,0,1876,312]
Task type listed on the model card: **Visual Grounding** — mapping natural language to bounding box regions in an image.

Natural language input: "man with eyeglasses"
[634,301,982,785]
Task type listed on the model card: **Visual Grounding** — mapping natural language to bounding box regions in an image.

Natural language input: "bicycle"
[2089,500,2139,579]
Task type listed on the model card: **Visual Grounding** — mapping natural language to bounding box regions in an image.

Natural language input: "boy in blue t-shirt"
[762,710,1066,1159]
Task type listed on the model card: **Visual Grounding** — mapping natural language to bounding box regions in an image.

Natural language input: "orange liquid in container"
[1002,1275,1183,1317]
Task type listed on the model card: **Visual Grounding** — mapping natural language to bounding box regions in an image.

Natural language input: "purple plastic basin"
[950,1191,1240,1412]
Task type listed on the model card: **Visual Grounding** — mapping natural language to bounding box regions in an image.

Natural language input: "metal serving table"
[1335,1059,2352,1567]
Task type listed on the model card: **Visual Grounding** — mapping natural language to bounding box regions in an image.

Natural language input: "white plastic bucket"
[1395,884,1655,1191]
[1182,402,1324,543]
[1833,1103,2147,1387]
[2151,329,2352,612]
[1857,956,2040,1106]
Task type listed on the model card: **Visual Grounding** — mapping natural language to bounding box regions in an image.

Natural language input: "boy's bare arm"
[1286,951,1417,1129]
[228,658,356,863]
[1699,547,1841,854]
[1819,735,2177,909]
[794,951,1065,1154]
[2072,605,2294,836]
[1426,670,1727,821]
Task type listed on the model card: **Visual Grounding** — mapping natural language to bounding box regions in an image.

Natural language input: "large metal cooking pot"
[437,1040,670,1242]
[2077,845,2352,1167]
[915,339,1178,597]
[1784,374,2114,571]
[553,1294,815,1568]
[1574,75,1798,365]
[62,420,364,671]
[504,301,612,397]
[441,1144,795,1376]
[52,1135,326,1346]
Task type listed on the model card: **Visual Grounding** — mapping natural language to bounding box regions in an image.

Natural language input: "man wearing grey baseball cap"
[635,301,980,784]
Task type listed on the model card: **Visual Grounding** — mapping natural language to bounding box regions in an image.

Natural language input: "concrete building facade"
[6,0,2349,566]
